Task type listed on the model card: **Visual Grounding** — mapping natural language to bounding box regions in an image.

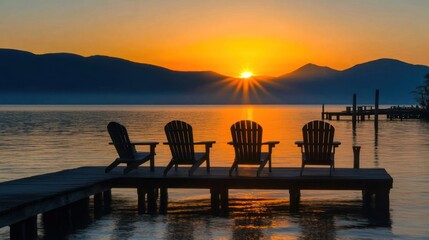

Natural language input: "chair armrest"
[262,141,280,147]
[163,141,216,147]
[294,140,341,147]
[194,141,216,145]
[194,141,216,148]
[131,142,159,146]
[295,141,304,147]
[109,142,159,146]
[227,141,233,145]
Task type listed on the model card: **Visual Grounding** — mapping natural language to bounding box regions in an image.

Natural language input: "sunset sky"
[1,0,428,77]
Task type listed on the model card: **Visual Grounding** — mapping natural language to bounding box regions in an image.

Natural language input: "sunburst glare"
[208,69,280,104]
[241,71,253,79]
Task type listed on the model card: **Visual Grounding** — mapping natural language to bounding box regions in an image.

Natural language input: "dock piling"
[159,187,168,214]
[352,94,357,129]
[10,216,37,240]
[210,188,220,214]
[103,190,112,206]
[353,146,361,169]
[321,104,325,120]
[289,188,301,211]
[137,187,147,214]
[375,89,379,129]
[94,192,103,218]
[220,188,229,212]
[147,188,158,214]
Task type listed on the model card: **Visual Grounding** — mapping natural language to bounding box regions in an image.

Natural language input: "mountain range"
[1,48,428,104]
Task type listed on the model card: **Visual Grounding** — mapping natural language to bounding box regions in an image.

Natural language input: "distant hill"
[1,48,428,104]
[270,58,429,104]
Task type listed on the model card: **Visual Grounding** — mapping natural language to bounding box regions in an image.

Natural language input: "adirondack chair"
[228,120,279,176]
[295,120,341,176]
[164,120,215,176]
[106,122,158,174]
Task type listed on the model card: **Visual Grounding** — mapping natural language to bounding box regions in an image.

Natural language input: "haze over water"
[0,105,428,239]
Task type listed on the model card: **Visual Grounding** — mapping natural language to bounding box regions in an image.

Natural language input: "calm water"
[0,105,428,239]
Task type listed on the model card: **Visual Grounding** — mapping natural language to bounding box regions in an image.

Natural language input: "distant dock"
[323,105,424,120]
[0,166,393,240]
[322,90,426,122]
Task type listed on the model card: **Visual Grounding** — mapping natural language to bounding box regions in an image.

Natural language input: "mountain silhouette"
[1,48,428,104]
[270,58,429,104]
[280,63,340,80]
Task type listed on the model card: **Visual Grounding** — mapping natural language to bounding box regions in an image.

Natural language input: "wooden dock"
[0,166,393,239]
[323,105,424,120]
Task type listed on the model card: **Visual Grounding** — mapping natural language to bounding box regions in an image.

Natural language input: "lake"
[0,105,428,239]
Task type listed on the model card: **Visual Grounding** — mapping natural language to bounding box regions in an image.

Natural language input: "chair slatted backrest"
[231,120,263,164]
[302,120,335,165]
[165,120,195,164]
[107,122,134,159]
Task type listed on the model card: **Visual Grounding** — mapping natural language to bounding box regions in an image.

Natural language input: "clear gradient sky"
[1,0,428,77]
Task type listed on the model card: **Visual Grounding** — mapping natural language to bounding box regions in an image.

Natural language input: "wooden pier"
[322,90,427,121]
[0,166,393,239]
[323,105,424,121]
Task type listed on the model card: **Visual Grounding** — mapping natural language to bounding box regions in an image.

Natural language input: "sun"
[240,71,253,79]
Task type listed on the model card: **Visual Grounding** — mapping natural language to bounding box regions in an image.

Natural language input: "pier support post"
[289,188,301,211]
[147,188,158,214]
[210,188,220,214]
[352,94,357,129]
[321,104,325,120]
[362,189,374,207]
[362,188,390,213]
[137,187,147,214]
[94,192,103,218]
[210,187,229,214]
[103,189,112,209]
[375,89,379,130]
[10,216,37,240]
[70,197,90,227]
[353,146,361,169]
[220,188,229,212]
[42,201,89,237]
[375,189,390,212]
[159,187,168,214]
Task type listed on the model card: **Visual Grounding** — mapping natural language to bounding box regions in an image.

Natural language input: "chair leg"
[300,163,304,176]
[189,158,205,176]
[124,162,138,174]
[150,155,155,172]
[206,156,210,173]
[268,157,272,172]
[257,158,269,177]
[105,159,121,173]
[164,161,175,176]
[124,158,150,174]
[229,161,238,176]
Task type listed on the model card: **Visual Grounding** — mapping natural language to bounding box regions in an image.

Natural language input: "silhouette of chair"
[228,120,279,176]
[163,120,215,176]
[106,122,158,174]
[295,120,341,176]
